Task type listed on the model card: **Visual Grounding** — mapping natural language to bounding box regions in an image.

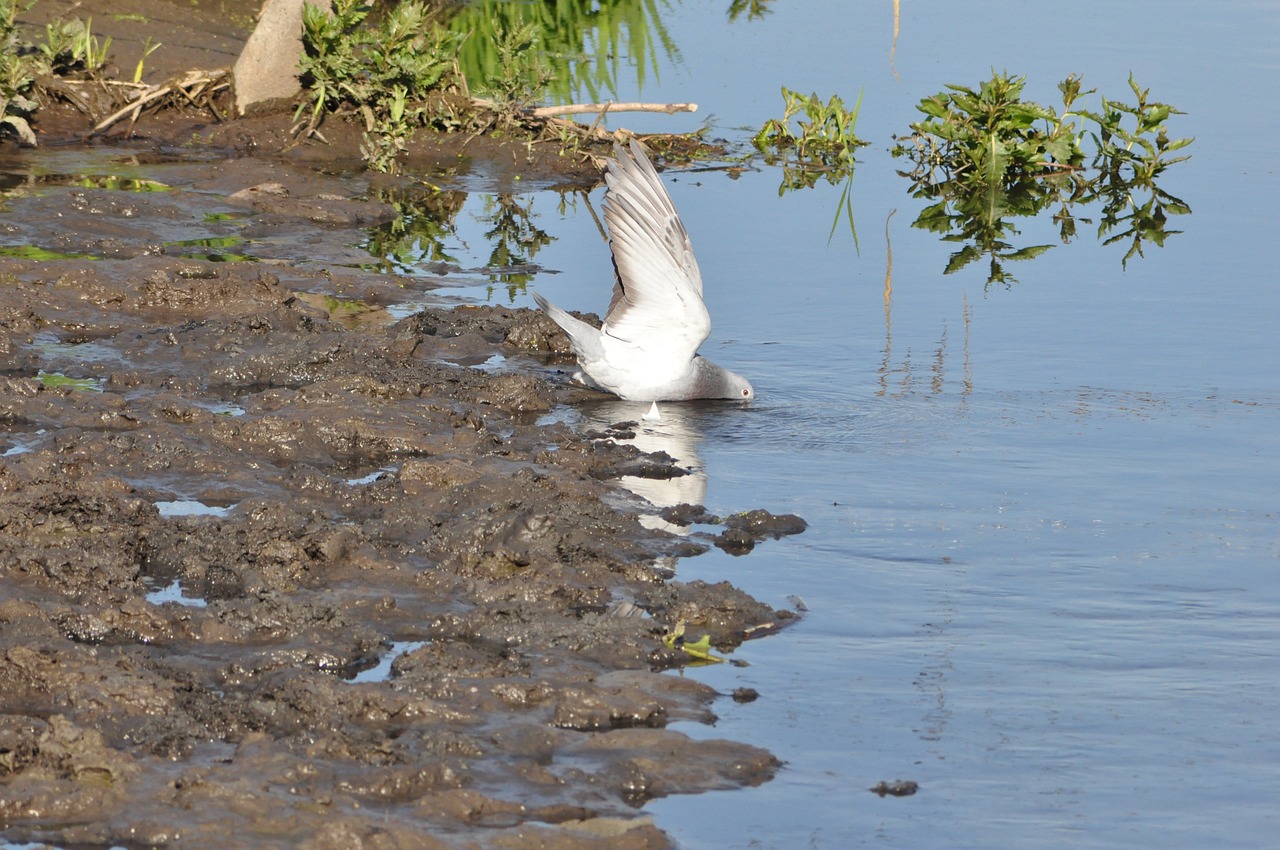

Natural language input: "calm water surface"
[5,1,1277,847]
[468,2,1279,847]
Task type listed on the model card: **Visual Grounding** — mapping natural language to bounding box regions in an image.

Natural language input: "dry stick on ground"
[89,69,231,138]
[467,97,696,118]
[472,97,696,141]
[524,101,696,144]
[530,101,698,117]
[537,102,699,152]
[459,97,693,156]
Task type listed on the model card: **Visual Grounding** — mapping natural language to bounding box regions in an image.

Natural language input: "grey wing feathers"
[600,140,708,347]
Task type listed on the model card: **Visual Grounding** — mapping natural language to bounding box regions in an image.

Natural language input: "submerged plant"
[892,71,1194,285]
[36,371,104,392]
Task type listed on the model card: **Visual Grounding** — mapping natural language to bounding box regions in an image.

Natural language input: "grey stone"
[232,0,333,116]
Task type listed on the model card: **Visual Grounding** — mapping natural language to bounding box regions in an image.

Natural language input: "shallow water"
[2,1,1277,847]
[470,2,1280,847]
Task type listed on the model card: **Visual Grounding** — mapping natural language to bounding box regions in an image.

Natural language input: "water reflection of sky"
[500,2,1280,848]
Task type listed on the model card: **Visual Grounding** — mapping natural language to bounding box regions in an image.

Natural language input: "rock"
[869,779,920,797]
[233,0,334,116]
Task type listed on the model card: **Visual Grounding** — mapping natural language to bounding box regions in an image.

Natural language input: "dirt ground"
[0,2,805,848]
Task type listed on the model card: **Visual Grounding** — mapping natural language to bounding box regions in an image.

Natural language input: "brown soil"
[0,3,805,847]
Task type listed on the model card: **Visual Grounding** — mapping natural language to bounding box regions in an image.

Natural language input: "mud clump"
[0,243,800,847]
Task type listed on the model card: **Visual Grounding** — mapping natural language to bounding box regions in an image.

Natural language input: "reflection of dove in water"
[581,400,706,535]
[533,139,754,402]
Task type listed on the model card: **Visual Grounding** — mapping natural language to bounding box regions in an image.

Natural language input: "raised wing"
[600,140,710,361]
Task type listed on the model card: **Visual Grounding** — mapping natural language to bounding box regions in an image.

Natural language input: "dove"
[532,139,754,402]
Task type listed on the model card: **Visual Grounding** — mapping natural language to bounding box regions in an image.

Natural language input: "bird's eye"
[742,388,750,397]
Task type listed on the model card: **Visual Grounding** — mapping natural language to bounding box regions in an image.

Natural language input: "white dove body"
[533,140,754,402]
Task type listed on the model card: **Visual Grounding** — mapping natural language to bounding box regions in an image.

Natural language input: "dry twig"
[530,101,698,117]
[89,69,231,138]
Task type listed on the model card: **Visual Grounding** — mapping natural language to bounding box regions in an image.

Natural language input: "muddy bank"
[0,202,804,848]
[0,3,807,846]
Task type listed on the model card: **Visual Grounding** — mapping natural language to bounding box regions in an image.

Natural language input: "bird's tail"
[531,291,604,362]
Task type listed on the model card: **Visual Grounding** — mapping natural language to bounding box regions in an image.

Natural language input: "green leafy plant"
[892,71,1194,285]
[2,0,129,145]
[0,0,39,145]
[296,0,464,172]
[895,72,1085,187]
[1077,75,1194,184]
[754,87,868,244]
[483,20,555,128]
[38,17,112,76]
[132,35,160,84]
[37,18,75,70]
[754,86,867,169]
[73,18,111,73]
[1072,76,1194,265]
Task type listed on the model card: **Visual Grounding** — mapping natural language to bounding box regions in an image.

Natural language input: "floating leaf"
[663,621,726,664]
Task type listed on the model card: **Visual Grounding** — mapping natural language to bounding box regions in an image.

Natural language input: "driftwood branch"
[530,102,698,118]
[462,97,695,149]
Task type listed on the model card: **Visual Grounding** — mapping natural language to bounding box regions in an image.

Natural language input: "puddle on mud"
[154,499,235,518]
[142,577,209,608]
[346,640,431,683]
[197,402,246,417]
[32,332,127,365]
[344,466,398,486]
[0,145,591,312]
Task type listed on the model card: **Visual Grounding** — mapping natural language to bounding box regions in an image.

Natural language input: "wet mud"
[0,241,806,847]
[1,3,807,846]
